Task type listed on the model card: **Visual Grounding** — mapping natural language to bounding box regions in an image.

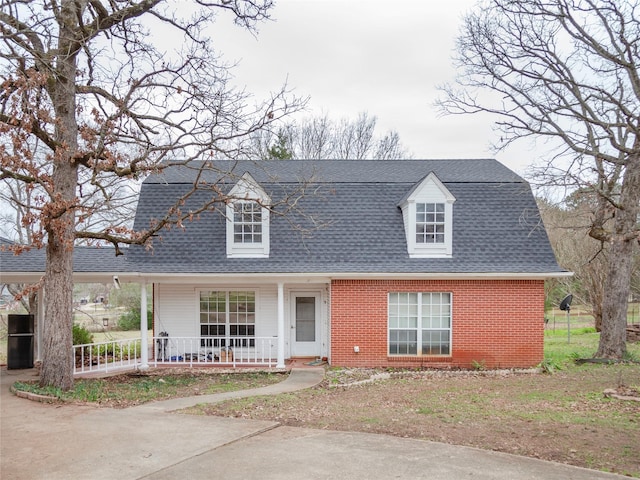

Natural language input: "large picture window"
[200,290,255,347]
[388,292,451,355]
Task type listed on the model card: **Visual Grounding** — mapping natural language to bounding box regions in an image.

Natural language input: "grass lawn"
[12,370,286,407]
[544,327,640,368]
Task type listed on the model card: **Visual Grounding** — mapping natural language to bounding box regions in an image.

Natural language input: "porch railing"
[153,336,277,368]
[74,338,141,375]
[73,335,278,375]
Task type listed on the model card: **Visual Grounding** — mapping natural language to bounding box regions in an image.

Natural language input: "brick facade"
[330,279,545,369]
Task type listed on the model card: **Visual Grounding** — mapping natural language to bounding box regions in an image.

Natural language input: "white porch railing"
[73,336,278,375]
[153,336,278,368]
[74,338,141,375]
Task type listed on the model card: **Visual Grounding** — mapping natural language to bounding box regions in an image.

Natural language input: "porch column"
[277,282,285,368]
[139,280,149,370]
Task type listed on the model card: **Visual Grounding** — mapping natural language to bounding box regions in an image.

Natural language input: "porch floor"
[73,357,327,379]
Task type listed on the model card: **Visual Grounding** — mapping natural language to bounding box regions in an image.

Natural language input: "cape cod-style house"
[1,159,569,373]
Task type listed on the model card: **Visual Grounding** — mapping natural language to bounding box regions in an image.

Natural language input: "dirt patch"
[193,365,640,477]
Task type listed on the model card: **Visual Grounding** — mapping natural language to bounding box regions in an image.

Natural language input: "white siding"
[155,284,198,337]
[256,285,278,337]
[154,283,284,338]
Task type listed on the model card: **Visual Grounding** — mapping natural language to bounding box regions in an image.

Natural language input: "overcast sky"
[207,0,538,175]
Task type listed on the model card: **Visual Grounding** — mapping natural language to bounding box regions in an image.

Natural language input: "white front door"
[290,292,321,357]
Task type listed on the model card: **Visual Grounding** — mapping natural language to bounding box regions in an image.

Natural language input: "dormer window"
[416,203,445,244]
[226,173,270,258]
[234,201,263,244]
[399,172,455,258]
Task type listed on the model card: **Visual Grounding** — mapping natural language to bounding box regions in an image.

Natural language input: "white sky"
[207,0,539,175]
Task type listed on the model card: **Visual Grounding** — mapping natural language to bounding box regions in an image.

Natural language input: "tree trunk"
[39,141,77,389]
[39,0,80,389]
[596,153,640,359]
[597,238,632,359]
[40,224,75,390]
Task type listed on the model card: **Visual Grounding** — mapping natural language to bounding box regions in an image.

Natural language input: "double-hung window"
[200,290,256,348]
[233,201,262,244]
[388,292,451,355]
[416,203,445,244]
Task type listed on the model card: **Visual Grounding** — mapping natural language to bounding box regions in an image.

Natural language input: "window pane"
[296,296,316,342]
[388,292,420,355]
[389,330,417,355]
[422,330,450,355]
[233,202,263,244]
[416,203,446,244]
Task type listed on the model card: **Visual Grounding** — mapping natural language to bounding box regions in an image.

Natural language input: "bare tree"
[0,0,305,389]
[248,112,411,160]
[539,195,609,330]
[438,0,640,360]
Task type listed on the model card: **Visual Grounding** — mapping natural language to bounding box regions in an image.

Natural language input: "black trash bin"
[7,314,34,369]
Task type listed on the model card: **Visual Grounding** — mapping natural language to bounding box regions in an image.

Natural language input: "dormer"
[398,172,456,258]
[226,173,270,258]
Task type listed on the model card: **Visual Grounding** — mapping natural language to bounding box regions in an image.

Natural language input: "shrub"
[95,340,141,359]
[538,358,562,374]
[119,309,152,331]
[73,323,94,345]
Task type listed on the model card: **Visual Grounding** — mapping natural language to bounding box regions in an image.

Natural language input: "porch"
[3,272,329,376]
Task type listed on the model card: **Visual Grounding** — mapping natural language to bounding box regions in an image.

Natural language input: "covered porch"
[145,276,330,375]
[72,272,330,374]
[1,245,331,376]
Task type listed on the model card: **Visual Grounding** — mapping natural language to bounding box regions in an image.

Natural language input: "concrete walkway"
[0,367,629,480]
[132,367,325,413]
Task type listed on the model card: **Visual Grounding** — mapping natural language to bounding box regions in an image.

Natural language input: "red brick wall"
[330,279,545,369]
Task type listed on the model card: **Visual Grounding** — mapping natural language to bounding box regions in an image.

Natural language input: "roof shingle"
[128,159,562,275]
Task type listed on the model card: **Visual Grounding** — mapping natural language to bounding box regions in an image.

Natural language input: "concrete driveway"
[0,367,628,480]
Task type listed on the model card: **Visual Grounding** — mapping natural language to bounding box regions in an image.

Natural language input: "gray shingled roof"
[127,159,563,275]
[0,237,126,276]
[145,158,524,185]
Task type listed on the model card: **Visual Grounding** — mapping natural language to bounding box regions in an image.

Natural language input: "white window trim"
[226,173,270,258]
[387,292,452,357]
[399,173,455,258]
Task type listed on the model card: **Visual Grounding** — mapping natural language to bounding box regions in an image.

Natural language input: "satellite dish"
[559,294,573,312]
